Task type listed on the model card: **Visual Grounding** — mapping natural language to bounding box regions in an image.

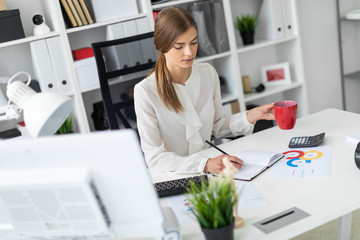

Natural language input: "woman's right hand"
[205,154,245,174]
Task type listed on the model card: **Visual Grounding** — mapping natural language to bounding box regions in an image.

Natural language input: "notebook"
[233,151,284,181]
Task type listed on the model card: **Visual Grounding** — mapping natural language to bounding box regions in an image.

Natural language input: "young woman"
[134,7,275,174]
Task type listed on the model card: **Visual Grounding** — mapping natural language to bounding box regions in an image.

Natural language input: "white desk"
[151,108,360,240]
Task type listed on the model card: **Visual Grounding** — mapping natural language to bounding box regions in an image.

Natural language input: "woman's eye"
[191,41,198,45]
[174,45,182,50]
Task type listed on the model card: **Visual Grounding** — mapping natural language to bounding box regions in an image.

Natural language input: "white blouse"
[134,62,254,173]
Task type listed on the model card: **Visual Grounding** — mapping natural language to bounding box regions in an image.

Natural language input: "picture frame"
[261,62,291,86]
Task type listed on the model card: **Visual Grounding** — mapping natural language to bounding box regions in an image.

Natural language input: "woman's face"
[164,27,198,71]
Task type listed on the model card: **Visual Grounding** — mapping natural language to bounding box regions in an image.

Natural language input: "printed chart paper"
[269,146,332,180]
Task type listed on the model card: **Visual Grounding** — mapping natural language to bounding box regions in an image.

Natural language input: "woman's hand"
[204,154,245,174]
[246,103,275,124]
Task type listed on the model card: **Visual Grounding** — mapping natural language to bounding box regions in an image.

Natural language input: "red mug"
[273,100,297,130]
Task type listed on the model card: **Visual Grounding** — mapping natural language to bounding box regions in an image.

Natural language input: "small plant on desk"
[56,117,74,134]
[186,174,237,240]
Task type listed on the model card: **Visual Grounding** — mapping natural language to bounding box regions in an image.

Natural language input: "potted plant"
[56,117,74,134]
[186,174,238,240]
[235,14,258,45]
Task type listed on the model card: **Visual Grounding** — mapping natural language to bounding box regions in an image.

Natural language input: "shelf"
[221,92,238,104]
[66,13,148,34]
[151,0,198,10]
[195,51,232,63]
[344,70,360,80]
[0,32,60,49]
[340,17,360,22]
[244,82,303,102]
[237,36,297,54]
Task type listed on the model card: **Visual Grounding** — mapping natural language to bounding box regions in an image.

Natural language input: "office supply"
[0,129,180,239]
[205,140,228,155]
[78,0,93,24]
[72,47,94,60]
[0,71,72,138]
[257,0,285,40]
[92,32,156,129]
[66,0,83,26]
[60,0,77,28]
[30,39,59,92]
[155,175,208,198]
[233,151,284,180]
[253,207,310,234]
[135,17,158,64]
[0,9,25,43]
[122,20,144,67]
[46,36,73,95]
[210,1,229,53]
[280,0,295,37]
[90,0,138,22]
[289,132,325,148]
[74,57,99,91]
[72,0,88,25]
[105,22,132,71]
[270,146,332,180]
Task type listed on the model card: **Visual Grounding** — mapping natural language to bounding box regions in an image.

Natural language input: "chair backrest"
[92,32,156,129]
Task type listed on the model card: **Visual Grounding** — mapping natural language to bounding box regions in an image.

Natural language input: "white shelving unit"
[0,0,308,133]
[337,1,360,113]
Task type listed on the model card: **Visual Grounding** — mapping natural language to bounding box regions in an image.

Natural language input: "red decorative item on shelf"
[153,11,160,20]
[72,47,94,60]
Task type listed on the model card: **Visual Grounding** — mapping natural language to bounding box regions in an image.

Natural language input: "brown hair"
[150,7,197,113]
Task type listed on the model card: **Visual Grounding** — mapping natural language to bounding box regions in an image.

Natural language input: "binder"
[30,40,59,93]
[46,36,73,95]
[135,18,157,64]
[72,0,88,25]
[105,22,132,71]
[122,20,144,68]
[190,11,217,56]
[60,0,77,27]
[78,0,93,24]
[66,0,83,26]
[257,0,285,40]
[280,0,295,37]
[210,1,229,53]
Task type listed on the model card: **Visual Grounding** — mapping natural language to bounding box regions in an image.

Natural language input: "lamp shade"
[23,92,72,137]
[6,72,73,138]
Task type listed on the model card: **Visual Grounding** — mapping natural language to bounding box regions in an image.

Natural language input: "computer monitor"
[0,129,179,240]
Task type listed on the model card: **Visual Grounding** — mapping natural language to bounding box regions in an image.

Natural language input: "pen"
[205,140,246,167]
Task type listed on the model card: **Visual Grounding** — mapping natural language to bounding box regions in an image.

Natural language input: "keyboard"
[154,175,208,198]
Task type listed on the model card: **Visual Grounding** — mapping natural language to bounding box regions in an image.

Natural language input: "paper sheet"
[269,146,332,180]
[166,181,266,224]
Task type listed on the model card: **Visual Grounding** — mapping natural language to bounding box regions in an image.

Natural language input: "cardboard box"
[0,9,25,43]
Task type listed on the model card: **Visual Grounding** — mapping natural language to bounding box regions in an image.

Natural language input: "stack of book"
[60,0,95,28]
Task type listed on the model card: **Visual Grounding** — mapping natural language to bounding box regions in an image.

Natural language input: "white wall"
[296,0,344,114]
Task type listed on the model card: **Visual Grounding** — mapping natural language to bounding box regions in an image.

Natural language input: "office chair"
[92,32,156,129]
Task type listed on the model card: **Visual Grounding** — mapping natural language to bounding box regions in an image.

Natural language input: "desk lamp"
[0,71,73,138]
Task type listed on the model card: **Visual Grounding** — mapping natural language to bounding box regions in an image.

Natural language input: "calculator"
[289,132,325,148]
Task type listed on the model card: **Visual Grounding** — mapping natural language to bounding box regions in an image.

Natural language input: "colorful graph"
[270,146,332,179]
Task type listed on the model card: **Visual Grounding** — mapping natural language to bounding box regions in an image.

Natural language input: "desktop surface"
[151,108,360,240]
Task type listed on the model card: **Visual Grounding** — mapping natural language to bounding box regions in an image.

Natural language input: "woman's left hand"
[246,103,275,124]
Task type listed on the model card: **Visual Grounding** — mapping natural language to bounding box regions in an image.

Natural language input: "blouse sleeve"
[134,83,209,174]
[209,66,255,138]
